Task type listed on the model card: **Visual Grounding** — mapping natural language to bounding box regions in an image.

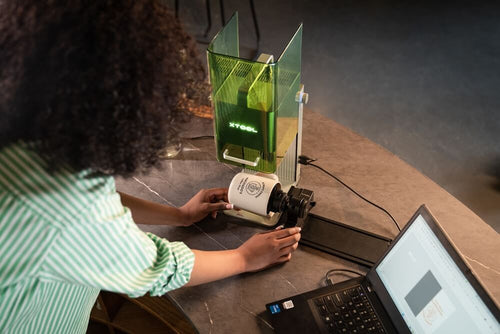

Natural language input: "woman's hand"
[178,188,232,226]
[237,227,302,272]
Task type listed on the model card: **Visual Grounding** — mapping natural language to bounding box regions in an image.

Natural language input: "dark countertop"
[115,110,500,333]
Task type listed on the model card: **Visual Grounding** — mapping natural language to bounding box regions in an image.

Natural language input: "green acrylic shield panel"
[208,13,302,173]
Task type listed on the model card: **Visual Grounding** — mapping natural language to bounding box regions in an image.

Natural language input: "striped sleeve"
[41,206,195,298]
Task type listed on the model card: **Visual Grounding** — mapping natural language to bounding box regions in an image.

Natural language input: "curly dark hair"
[0,0,209,176]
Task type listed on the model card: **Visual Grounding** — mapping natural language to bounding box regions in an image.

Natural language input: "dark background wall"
[170,0,500,231]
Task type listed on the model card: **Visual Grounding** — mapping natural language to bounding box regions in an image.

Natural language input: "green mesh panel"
[208,13,302,173]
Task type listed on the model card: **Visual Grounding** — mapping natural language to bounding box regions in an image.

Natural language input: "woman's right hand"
[237,227,302,272]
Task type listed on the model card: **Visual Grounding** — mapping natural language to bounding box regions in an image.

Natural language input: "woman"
[0,1,301,333]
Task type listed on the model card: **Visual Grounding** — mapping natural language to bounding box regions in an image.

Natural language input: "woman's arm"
[186,227,301,286]
[118,188,231,226]
[118,191,185,226]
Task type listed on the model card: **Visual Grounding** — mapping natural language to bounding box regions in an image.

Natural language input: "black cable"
[219,0,225,26]
[325,269,363,286]
[174,0,179,18]
[203,0,212,38]
[299,155,401,232]
[249,0,260,57]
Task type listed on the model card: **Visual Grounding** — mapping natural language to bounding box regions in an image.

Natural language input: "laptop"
[266,205,500,333]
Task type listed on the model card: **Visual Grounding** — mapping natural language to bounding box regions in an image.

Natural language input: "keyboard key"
[319,305,328,315]
[323,315,333,323]
[375,322,385,330]
[335,319,345,327]
[326,301,337,313]
[324,295,337,312]
[314,298,325,306]
[359,310,369,317]
[363,318,373,325]
[341,290,351,302]
[333,293,344,307]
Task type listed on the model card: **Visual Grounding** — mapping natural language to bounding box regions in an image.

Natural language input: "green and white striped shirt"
[0,143,195,333]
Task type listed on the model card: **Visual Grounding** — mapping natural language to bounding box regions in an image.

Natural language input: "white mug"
[228,172,280,216]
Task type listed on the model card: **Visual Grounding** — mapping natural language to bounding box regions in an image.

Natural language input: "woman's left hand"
[178,188,233,225]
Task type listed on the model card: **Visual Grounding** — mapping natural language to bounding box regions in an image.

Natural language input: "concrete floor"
[173,0,500,232]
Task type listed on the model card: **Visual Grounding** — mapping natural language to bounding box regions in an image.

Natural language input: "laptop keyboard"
[313,286,385,333]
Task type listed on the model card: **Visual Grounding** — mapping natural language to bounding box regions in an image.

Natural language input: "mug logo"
[246,181,262,196]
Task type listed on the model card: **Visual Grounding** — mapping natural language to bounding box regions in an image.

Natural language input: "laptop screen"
[375,213,499,333]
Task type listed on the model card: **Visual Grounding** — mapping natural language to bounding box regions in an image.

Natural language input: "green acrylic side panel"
[276,24,302,119]
[207,13,239,92]
[208,13,302,173]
